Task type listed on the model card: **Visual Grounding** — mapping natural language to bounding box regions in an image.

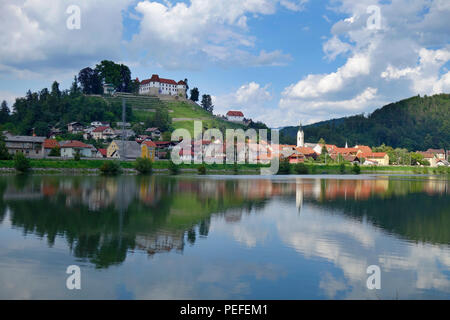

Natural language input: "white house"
[61,141,93,158]
[226,111,244,122]
[139,74,187,96]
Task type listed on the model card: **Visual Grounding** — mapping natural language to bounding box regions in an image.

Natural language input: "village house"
[107,140,141,160]
[139,74,187,97]
[418,151,438,167]
[226,111,244,122]
[426,149,446,160]
[67,122,84,134]
[141,140,157,161]
[96,148,108,158]
[4,135,46,158]
[114,128,135,140]
[91,121,110,127]
[361,152,389,166]
[145,128,161,140]
[43,139,60,157]
[60,140,93,158]
[93,126,116,141]
[103,83,115,95]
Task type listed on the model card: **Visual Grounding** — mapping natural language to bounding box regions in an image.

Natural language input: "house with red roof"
[139,74,187,97]
[60,140,93,158]
[360,152,389,166]
[226,111,244,122]
[92,126,115,141]
[43,139,60,157]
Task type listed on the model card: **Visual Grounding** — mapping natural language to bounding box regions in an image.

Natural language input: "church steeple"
[297,122,304,147]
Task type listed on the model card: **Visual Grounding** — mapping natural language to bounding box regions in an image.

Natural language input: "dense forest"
[280,94,450,151]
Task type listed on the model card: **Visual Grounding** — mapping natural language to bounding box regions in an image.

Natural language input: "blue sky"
[1,0,449,127]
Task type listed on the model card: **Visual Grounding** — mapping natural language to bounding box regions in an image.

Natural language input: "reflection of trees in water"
[0,176,268,268]
[2,175,445,268]
[310,193,450,245]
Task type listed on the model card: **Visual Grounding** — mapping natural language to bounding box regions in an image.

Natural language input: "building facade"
[139,74,187,96]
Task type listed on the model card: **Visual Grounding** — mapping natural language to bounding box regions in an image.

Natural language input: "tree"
[78,67,102,94]
[201,94,214,113]
[0,134,11,160]
[51,81,61,98]
[70,76,81,95]
[134,157,153,175]
[184,78,189,98]
[190,88,199,102]
[153,107,172,132]
[95,60,132,93]
[14,152,30,173]
[0,100,10,123]
[48,146,61,157]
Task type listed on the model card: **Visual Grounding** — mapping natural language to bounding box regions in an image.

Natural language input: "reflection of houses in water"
[295,178,304,210]
[135,231,185,256]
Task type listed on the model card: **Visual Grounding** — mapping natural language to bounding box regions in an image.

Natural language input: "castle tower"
[297,122,304,147]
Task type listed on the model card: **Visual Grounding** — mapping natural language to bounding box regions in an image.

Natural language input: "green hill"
[280,94,450,151]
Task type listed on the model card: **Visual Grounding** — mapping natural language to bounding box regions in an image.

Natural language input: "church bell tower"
[297,122,304,147]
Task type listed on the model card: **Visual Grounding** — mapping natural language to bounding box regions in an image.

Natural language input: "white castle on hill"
[139,74,187,96]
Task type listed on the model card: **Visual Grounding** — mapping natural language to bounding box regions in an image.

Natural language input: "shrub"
[278,159,291,174]
[48,146,61,157]
[74,149,81,161]
[134,157,153,175]
[352,163,361,174]
[169,161,180,175]
[294,162,308,174]
[100,161,122,175]
[14,152,30,173]
[198,164,206,175]
[339,163,346,174]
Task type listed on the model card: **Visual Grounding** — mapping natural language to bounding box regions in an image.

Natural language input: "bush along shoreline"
[0,159,449,176]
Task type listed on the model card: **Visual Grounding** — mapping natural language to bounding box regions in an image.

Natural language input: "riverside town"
[0,0,449,313]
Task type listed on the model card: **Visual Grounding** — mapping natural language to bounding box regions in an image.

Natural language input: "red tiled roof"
[361,152,387,159]
[61,140,90,149]
[226,111,244,117]
[295,146,316,155]
[426,148,445,154]
[142,140,157,148]
[44,139,59,149]
[418,152,435,159]
[355,145,372,153]
[332,147,359,155]
[98,148,107,156]
[93,126,110,133]
[178,80,186,85]
[141,74,178,85]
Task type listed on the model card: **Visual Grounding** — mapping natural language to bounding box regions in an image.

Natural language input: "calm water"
[0,174,449,300]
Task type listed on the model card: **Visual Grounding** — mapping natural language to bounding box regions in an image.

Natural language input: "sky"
[0,0,449,127]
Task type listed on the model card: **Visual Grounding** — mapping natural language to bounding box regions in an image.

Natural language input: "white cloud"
[130,0,298,69]
[276,0,450,126]
[0,0,133,75]
[213,82,273,121]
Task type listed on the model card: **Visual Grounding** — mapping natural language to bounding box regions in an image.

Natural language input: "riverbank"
[1,159,449,176]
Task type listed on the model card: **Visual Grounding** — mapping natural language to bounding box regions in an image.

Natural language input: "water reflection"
[0,174,449,299]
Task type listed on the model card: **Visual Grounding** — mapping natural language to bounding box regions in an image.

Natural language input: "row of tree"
[189,88,214,113]
[77,60,139,95]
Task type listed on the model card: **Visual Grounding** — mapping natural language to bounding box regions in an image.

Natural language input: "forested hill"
[280,94,450,151]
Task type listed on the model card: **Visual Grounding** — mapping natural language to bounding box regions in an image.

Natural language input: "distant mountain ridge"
[280,94,450,151]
